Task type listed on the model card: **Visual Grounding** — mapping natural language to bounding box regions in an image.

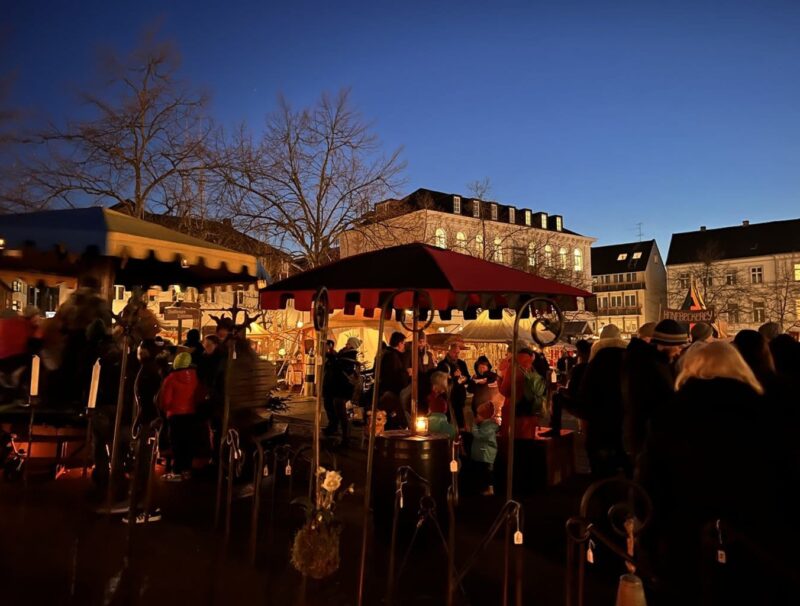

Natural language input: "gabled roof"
[666,219,800,265]
[370,188,583,236]
[591,240,655,275]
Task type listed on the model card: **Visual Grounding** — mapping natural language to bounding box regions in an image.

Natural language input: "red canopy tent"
[259,243,594,605]
[260,243,595,316]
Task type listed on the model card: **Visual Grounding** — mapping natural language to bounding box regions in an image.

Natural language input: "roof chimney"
[700,226,706,231]
[742,220,750,226]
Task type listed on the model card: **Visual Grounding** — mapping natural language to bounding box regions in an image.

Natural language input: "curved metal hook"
[578,477,654,537]
[526,297,565,348]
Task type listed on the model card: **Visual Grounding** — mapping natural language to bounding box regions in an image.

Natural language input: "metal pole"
[357,303,388,606]
[410,294,419,425]
[214,340,234,528]
[106,331,129,514]
[311,289,328,509]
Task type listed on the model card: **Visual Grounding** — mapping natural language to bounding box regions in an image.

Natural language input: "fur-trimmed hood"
[589,338,628,361]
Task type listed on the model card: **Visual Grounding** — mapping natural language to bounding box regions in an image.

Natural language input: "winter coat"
[328,348,360,400]
[471,419,500,464]
[577,338,629,475]
[621,338,676,460]
[437,356,470,407]
[159,368,201,417]
[134,361,162,424]
[428,412,456,439]
[379,347,409,396]
[498,363,542,439]
[467,370,499,410]
[637,378,790,604]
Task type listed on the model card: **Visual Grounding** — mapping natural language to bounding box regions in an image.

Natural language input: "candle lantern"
[30,354,40,398]
[414,416,429,436]
[87,359,101,409]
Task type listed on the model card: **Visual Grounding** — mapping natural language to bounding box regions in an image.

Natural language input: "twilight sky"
[3,0,800,255]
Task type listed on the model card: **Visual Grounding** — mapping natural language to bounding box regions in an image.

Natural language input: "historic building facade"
[590,240,667,337]
[339,188,595,293]
[666,219,800,335]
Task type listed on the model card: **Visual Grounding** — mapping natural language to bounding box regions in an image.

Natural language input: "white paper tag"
[285,463,292,476]
[262,464,269,477]
[399,493,404,509]
[514,531,523,545]
[587,540,595,564]
[717,549,727,564]
[450,459,458,473]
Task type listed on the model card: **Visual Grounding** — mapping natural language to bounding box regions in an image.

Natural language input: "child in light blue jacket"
[471,402,500,495]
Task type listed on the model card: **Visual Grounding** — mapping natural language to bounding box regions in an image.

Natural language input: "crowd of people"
[329,320,799,602]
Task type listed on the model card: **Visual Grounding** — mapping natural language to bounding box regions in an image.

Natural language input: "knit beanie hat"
[690,322,713,342]
[651,319,688,345]
[599,324,621,340]
[346,336,362,349]
[173,352,193,370]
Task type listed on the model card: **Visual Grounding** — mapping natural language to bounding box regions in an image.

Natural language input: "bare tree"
[5,32,213,217]
[767,256,800,330]
[218,89,405,269]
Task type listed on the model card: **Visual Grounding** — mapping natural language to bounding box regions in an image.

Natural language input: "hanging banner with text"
[660,308,715,323]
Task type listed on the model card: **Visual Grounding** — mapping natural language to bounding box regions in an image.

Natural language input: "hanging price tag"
[513,531,523,545]
[262,464,269,477]
[587,540,595,564]
[450,459,458,473]
[717,549,727,564]
[399,492,404,510]
[285,463,292,476]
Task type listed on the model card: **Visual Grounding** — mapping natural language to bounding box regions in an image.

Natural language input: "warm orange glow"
[414,416,429,435]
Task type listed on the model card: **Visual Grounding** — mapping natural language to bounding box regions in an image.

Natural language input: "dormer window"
[617,253,628,261]
[508,208,515,224]
[555,216,562,231]
[473,200,480,218]
[490,204,498,220]
[453,196,461,214]
[524,210,531,226]
[632,252,642,259]
[540,214,548,229]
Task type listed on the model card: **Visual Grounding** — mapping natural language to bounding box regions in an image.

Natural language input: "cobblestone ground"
[0,395,619,606]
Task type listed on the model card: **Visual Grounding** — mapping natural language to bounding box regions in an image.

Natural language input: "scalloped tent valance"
[260,243,595,319]
[0,207,262,289]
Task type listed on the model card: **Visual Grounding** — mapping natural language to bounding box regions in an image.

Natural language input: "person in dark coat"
[467,355,499,413]
[576,324,629,477]
[544,339,592,437]
[322,339,340,435]
[403,331,438,404]
[638,342,790,606]
[182,328,204,367]
[327,337,362,444]
[621,320,684,465]
[437,342,470,429]
[379,332,410,428]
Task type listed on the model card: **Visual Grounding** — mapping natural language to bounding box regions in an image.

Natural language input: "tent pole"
[311,289,329,508]
[357,297,390,606]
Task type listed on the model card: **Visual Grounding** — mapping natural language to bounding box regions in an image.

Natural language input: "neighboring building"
[0,280,12,311]
[666,219,800,335]
[340,188,595,292]
[591,240,667,337]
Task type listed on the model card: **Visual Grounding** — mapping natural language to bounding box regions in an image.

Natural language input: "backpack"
[519,369,546,416]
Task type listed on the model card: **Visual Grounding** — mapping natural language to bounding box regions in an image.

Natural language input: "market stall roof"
[460,309,536,343]
[563,320,593,338]
[0,207,264,288]
[260,243,595,317]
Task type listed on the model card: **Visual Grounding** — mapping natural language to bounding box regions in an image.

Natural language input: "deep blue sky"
[4,0,800,255]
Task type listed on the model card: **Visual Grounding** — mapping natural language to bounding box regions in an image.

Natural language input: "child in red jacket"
[159,352,201,481]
